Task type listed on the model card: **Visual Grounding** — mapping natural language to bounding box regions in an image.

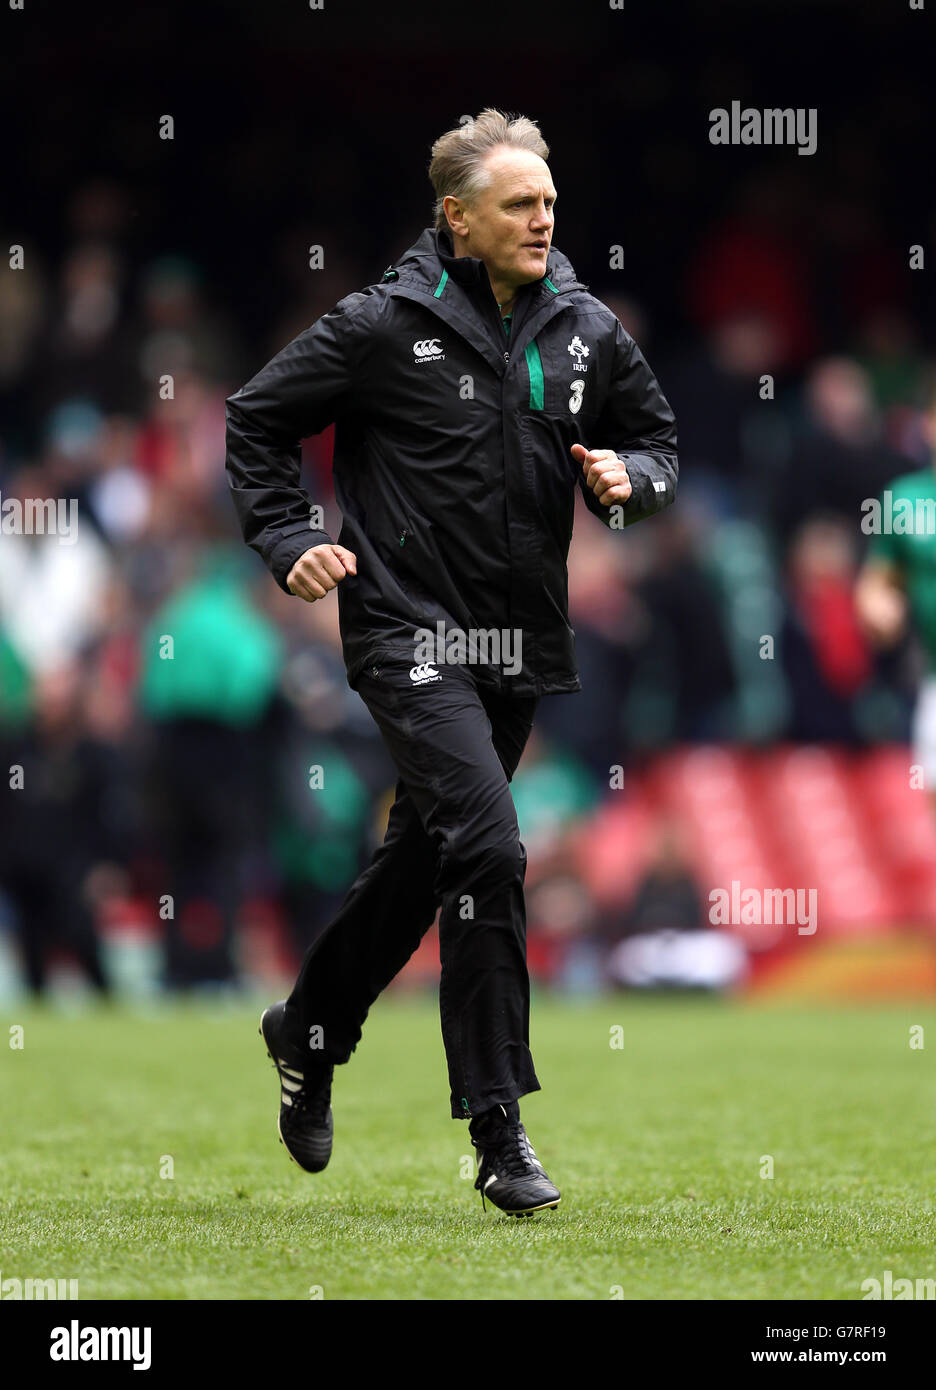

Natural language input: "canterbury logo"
[409,662,442,684]
[413,338,444,360]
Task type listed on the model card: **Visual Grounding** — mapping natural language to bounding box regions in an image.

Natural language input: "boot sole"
[499,1198,561,1217]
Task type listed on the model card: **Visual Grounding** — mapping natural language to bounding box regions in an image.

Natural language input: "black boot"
[469,1103,561,1216]
[259,1001,334,1173]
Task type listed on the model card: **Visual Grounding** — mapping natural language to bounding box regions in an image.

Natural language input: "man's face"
[450,148,556,291]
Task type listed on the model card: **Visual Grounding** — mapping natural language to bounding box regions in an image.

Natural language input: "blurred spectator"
[0,459,112,675]
[535,499,648,775]
[270,592,395,955]
[137,256,244,390]
[138,547,282,987]
[781,516,873,742]
[687,170,818,372]
[632,507,737,743]
[663,310,790,517]
[26,243,140,424]
[773,358,901,541]
[615,819,704,939]
[856,309,927,416]
[0,662,132,998]
[603,819,747,991]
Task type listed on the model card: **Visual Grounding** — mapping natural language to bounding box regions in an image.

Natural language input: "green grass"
[1,993,934,1299]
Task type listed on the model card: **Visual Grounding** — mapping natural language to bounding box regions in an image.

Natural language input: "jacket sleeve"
[225,292,366,593]
[577,316,678,530]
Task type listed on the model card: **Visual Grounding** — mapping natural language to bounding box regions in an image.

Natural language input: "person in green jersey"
[856,389,936,798]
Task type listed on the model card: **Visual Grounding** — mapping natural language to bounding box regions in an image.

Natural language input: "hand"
[856,578,907,648]
[287,543,357,601]
[571,444,632,505]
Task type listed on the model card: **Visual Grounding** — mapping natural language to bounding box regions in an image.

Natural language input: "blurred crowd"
[1,157,933,998]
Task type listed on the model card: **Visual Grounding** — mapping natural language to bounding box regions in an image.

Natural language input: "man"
[856,381,936,815]
[226,108,677,1216]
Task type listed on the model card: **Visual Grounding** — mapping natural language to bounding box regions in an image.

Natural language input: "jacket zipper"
[385,284,580,689]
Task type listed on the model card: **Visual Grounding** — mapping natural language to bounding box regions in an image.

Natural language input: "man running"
[226,108,678,1215]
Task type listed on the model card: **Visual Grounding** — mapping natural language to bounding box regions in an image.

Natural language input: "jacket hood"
[382,225,586,297]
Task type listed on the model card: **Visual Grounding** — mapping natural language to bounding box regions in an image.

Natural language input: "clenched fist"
[855,570,907,649]
[287,543,357,601]
[571,443,632,505]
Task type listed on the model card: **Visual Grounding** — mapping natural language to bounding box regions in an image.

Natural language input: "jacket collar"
[435,226,491,293]
[382,226,586,376]
[385,225,585,299]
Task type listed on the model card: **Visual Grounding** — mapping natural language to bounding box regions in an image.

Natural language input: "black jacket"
[225,227,678,697]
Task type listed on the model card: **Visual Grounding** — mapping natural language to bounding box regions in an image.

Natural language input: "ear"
[443,194,469,239]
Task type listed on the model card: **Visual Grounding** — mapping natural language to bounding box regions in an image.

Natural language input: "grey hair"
[428,108,550,232]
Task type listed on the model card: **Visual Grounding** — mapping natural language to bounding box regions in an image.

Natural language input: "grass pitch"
[1,993,933,1300]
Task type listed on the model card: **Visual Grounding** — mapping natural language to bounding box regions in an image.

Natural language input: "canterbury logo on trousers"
[409,663,442,684]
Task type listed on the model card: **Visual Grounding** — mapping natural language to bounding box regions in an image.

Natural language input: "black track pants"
[284,645,541,1118]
